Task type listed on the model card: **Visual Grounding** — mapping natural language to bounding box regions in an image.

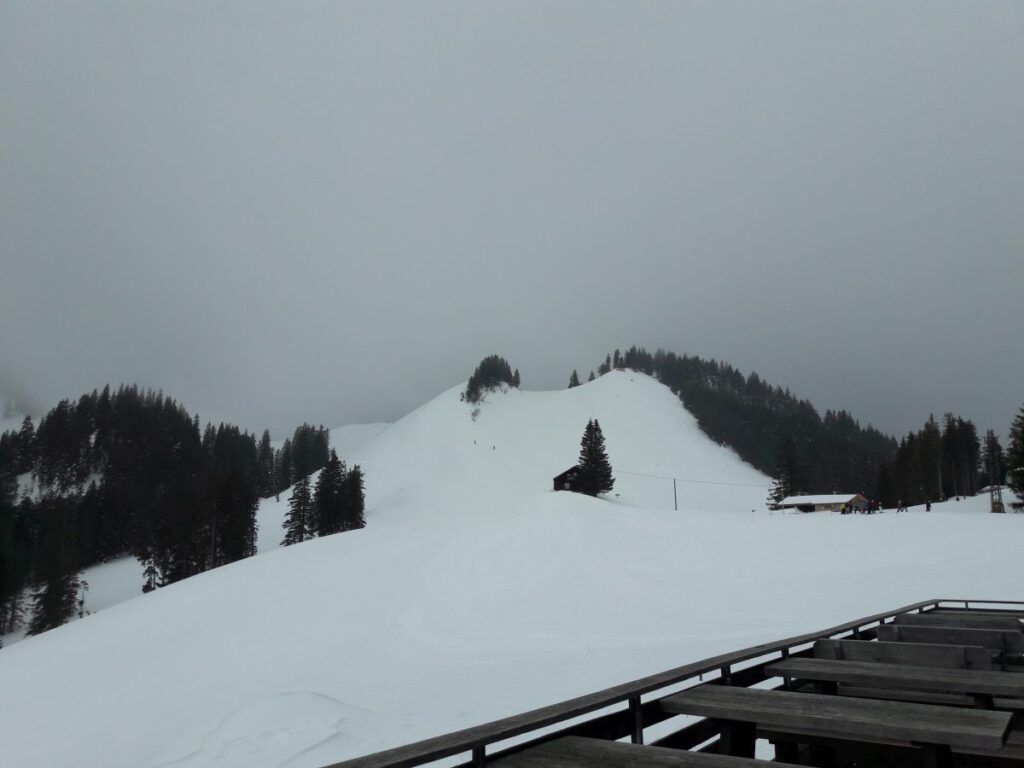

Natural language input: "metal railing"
[324,598,1024,768]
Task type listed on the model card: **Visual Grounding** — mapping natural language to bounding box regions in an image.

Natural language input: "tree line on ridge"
[0,385,361,639]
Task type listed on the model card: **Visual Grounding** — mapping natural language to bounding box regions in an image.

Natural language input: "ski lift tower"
[1010,466,1024,513]
[989,432,1005,513]
[991,482,1005,513]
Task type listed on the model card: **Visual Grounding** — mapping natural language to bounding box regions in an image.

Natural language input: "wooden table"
[767,657,1024,708]
[876,623,1024,659]
[812,638,993,670]
[895,612,1024,631]
[660,685,1011,767]
[493,736,773,768]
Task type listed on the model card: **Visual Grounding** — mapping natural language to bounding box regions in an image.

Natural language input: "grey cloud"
[1,1,1022,440]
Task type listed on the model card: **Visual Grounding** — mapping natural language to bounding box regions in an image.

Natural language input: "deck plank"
[660,685,1011,751]
[493,737,772,768]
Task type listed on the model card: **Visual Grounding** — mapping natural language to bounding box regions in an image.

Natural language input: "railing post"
[472,745,486,767]
[629,695,643,744]
[720,665,732,685]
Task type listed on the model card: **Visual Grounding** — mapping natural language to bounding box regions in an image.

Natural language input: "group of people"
[840,499,882,514]
[892,501,933,514]
[895,499,934,512]
[833,497,947,515]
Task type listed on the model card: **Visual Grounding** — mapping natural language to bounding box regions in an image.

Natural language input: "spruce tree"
[576,419,614,497]
[281,475,313,546]
[1007,406,1024,506]
[313,450,347,536]
[16,416,35,474]
[769,437,805,501]
[588,370,596,382]
[277,439,294,493]
[26,495,84,635]
[256,429,274,498]
[340,464,366,531]
[0,490,27,634]
[568,370,580,388]
[981,430,1006,487]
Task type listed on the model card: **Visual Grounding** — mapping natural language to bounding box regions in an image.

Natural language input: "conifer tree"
[26,495,85,635]
[16,416,35,474]
[276,439,293,494]
[981,430,1006,488]
[464,355,517,403]
[281,475,313,546]
[1007,405,1024,506]
[588,370,596,382]
[568,370,580,388]
[576,419,614,496]
[256,429,274,497]
[27,571,86,635]
[340,464,367,531]
[0,490,26,634]
[768,437,805,504]
[313,450,347,536]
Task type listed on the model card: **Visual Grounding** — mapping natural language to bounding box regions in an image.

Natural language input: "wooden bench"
[876,624,1024,662]
[493,736,773,768]
[813,638,992,669]
[932,607,1024,619]
[894,612,1024,631]
[809,639,1001,707]
[660,685,1011,767]
[768,658,1024,709]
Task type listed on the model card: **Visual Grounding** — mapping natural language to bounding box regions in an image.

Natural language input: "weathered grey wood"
[646,715,722,751]
[628,696,643,744]
[876,624,1024,656]
[322,599,942,768]
[933,601,1024,613]
[492,737,773,768]
[813,638,992,669]
[660,685,1011,752]
[895,612,1024,631]
[931,608,1024,619]
[833,685,980,708]
[767,658,1024,699]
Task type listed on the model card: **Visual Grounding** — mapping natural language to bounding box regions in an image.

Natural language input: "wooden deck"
[324,599,1024,768]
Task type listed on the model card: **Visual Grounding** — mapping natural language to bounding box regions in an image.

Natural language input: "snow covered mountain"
[1,372,1022,768]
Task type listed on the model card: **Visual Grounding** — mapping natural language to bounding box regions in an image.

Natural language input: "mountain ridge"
[1,369,1021,768]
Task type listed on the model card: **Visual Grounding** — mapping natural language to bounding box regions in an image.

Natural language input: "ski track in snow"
[1,372,1021,768]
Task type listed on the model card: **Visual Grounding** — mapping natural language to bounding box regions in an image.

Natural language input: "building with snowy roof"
[553,466,582,492]
[773,493,866,513]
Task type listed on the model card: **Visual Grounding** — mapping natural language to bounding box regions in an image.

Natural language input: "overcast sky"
[2,1,1022,441]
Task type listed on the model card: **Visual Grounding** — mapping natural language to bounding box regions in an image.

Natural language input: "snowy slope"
[255,422,388,553]
[2,422,391,646]
[1,372,1022,768]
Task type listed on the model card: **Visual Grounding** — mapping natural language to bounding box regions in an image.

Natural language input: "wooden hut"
[553,466,582,492]
[773,493,867,513]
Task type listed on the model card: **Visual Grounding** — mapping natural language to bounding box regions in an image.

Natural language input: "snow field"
[1,371,1021,768]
